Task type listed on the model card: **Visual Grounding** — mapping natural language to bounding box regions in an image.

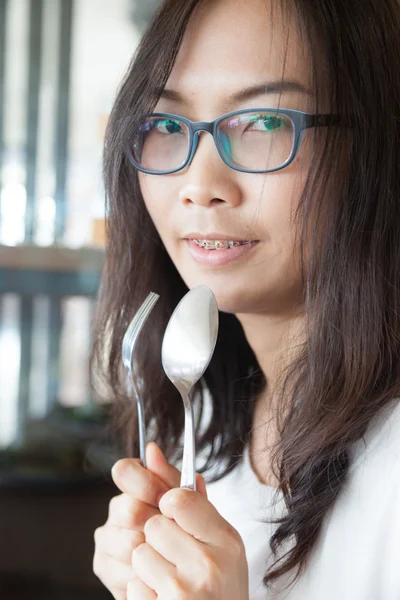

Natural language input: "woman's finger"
[145,442,181,488]
[143,513,204,571]
[93,550,136,593]
[146,442,208,498]
[159,488,241,548]
[111,458,169,507]
[132,542,180,597]
[106,493,160,530]
[94,525,145,564]
[127,578,157,600]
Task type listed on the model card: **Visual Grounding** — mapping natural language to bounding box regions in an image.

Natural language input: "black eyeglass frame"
[126,107,341,175]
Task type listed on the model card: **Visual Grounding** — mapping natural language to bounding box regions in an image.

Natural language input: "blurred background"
[0,0,159,597]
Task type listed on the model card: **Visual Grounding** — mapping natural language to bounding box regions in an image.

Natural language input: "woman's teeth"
[190,239,253,250]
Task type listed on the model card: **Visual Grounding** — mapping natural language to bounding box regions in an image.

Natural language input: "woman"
[91,0,400,598]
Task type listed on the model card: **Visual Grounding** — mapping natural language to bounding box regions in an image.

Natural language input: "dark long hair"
[91,0,400,588]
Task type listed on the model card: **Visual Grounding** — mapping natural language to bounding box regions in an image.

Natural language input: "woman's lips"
[185,239,259,266]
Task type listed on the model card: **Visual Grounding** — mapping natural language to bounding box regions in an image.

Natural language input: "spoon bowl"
[161,285,219,490]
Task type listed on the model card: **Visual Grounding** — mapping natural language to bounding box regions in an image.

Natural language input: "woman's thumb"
[146,442,207,498]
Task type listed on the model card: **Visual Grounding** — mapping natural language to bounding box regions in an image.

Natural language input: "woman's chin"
[182,277,261,315]
[181,273,304,317]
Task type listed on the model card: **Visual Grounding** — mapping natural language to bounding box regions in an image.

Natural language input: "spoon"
[161,285,219,491]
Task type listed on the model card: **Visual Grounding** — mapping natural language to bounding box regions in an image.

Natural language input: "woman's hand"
[128,482,250,600]
[93,443,207,600]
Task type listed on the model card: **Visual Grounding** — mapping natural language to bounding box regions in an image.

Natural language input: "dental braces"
[191,239,251,250]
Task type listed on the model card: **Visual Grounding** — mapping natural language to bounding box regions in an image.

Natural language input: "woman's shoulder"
[289,401,400,600]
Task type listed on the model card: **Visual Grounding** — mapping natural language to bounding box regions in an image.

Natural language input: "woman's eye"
[153,119,183,134]
[246,115,285,132]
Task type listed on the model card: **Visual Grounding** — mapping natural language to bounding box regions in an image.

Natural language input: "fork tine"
[123,293,158,353]
[122,291,160,467]
[128,294,159,348]
[123,293,159,359]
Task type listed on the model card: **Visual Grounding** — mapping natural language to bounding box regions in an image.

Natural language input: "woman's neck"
[236,308,306,395]
[236,309,306,486]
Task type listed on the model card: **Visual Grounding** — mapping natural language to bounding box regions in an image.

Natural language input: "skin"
[140,0,314,395]
[94,0,323,598]
[140,0,317,478]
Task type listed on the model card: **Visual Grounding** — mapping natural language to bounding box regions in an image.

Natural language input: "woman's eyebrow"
[156,80,313,104]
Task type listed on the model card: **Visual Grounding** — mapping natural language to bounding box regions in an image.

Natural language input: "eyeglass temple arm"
[305,114,351,129]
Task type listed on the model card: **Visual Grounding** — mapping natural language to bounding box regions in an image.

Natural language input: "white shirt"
[205,398,400,599]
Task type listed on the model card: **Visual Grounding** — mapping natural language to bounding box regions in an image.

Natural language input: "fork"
[122,291,160,467]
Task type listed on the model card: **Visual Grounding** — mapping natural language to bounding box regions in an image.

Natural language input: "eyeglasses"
[125,108,341,175]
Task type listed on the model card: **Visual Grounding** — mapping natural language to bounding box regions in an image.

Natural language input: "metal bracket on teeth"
[195,239,242,250]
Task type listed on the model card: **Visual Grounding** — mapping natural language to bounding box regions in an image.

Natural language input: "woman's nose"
[178,133,242,208]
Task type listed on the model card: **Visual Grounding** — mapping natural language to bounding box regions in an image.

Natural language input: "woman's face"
[139,0,316,315]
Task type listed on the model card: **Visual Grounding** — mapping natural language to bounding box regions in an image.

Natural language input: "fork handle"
[137,395,147,468]
[128,376,147,469]
[180,391,196,491]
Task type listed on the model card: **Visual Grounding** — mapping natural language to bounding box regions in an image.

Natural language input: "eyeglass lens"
[128,111,296,173]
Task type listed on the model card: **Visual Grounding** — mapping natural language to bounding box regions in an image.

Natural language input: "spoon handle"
[180,390,196,491]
